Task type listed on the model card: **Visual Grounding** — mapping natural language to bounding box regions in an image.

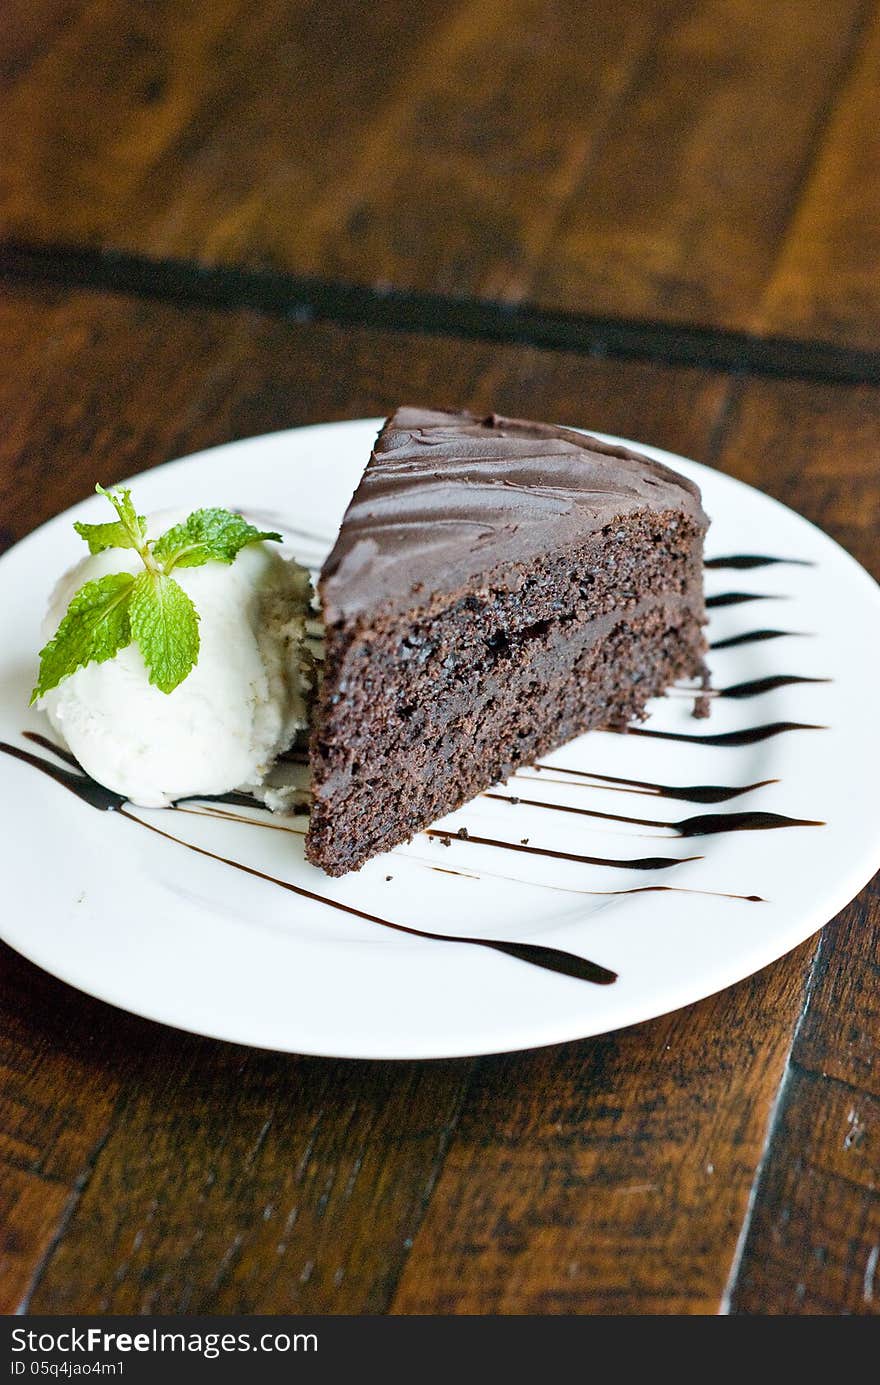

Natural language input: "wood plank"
[0,951,120,1313]
[0,287,729,554]
[532,0,869,328]
[796,885,880,1101]
[0,281,727,1312]
[0,0,82,83]
[759,3,880,350]
[708,374,880,584]
[0,0,664,277]
[288,0,668,298]
[27,1027,472,1315]
[0,939,470,1318]
[0,0,451,254]
[728,884,880,1314]
[702,372,880,1313]
[390,948,818,1314]
[0,0,869,339]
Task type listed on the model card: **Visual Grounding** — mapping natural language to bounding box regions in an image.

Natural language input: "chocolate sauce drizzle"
[24,731,82,769]
[242,515,332,550]
[718,674,828,698]
[20,732,707,868]
[281,524,332,548]
[528,762,777,804]
[421,847,764,903]
[430,862,762,904]
[128,804,617,986]
[424,828,699,870]
[569,884,763,902]
[1,738,615,987]
[705,591,780,608]
[8,738,125,810]
[181,789,265,809]
[21,733,777,872]
[625,721,824,747]
[485,792,823,838]
[23,733,270,814]
[710,629,803,651]
[704,554,813,570]
[179,801,768,905]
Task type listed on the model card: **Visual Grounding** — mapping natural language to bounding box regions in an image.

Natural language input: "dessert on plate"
[307,408,708,874]
[34,496,319,810]
[31,407,709,876]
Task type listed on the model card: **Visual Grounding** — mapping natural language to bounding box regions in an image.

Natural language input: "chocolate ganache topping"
[320,408,709,623]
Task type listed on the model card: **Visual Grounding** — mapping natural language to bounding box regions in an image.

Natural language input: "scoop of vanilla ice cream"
[39,509,316,807]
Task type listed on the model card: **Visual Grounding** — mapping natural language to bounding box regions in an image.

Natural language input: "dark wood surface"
[5,0,880,347]
[1,0,879,1316]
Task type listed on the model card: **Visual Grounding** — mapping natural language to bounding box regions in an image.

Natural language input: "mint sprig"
[31,487,282,703]
[32,573,135,700]
[72,485,148,554]
[151,508,280,569]
[129,571,200,694]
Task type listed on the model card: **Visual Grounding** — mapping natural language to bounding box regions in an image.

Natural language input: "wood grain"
[532,0,870,328]
[705,369,880,1314]
[0,952,120,1313]
[0,941,471,1317]
[729,884,880,1313]
[287,0,669,299]
[0,0,666,281]
[0,281,877,1313]
[1,0,879,1314]
[391,948,817,1314]
[759,3,880,350]
[1,0,877,344]
[710,374,880,584]
[27,1020,472,1315]
[0,282,729,551]
[0,0,451,258]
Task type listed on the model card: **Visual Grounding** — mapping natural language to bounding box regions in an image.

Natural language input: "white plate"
[1,420,879,1058]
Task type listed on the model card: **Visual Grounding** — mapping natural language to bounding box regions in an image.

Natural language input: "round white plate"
[1,420,879,1058]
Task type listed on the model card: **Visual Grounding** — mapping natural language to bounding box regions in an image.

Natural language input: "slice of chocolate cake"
[306,408,708,876]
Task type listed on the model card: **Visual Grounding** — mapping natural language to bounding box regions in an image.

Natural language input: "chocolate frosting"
[320,408,709,624]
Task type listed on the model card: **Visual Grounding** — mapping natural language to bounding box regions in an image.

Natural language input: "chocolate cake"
[305,407,709,876]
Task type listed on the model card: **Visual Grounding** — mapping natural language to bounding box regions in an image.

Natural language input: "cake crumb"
[693,667,712,719]
[385,875,393,882]
[521,837,530,845]
[456,827,469,840]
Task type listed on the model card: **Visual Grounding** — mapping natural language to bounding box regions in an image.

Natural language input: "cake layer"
[307,592,704,875]
[308,491,706,875]
[320,408,708,624]
[308,408,709,876]
[311,500,703,776]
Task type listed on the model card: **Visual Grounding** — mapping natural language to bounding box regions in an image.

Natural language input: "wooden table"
[1,0,878,1316]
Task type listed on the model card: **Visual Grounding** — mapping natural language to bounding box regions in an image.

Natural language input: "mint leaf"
[72,486,148,553]
[94,485,148,549]
[31,490,267,705]
[73,518,140,554]
[129,570,200,693]
[152,508,281,571]
[31,572,135,704]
